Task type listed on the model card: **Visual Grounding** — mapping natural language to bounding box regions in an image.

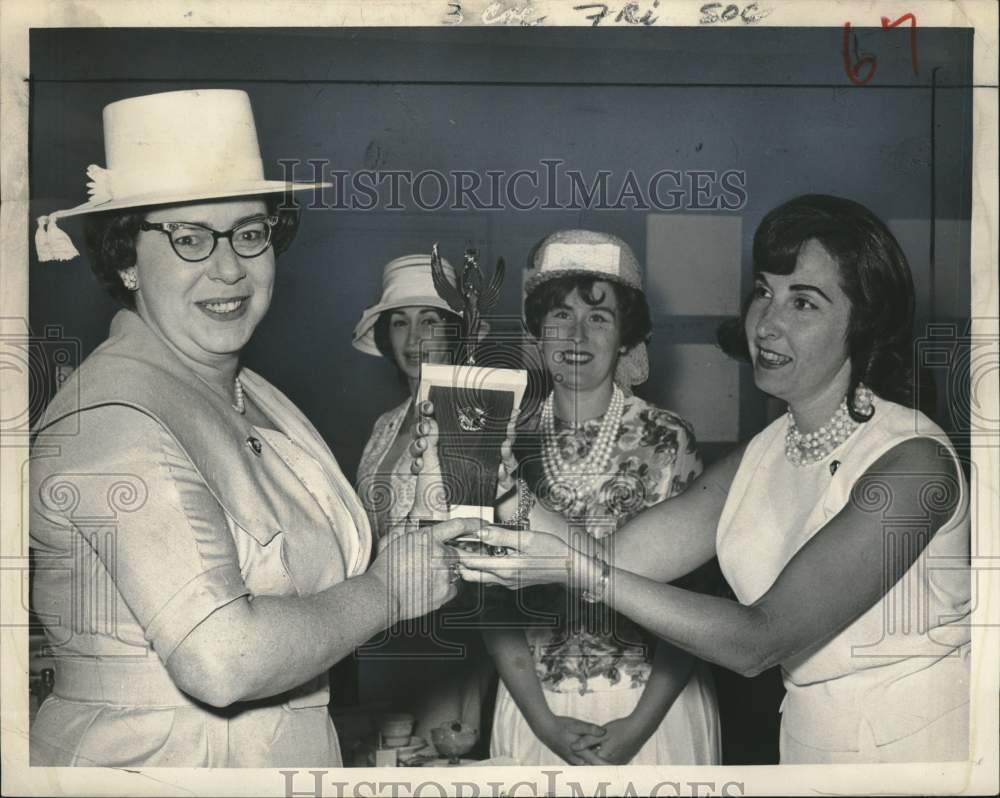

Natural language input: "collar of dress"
[37,310,371,562]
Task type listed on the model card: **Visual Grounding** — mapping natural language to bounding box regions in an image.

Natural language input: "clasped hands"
[536,713,651,765]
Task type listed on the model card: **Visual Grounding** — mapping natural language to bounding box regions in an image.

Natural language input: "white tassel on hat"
[35,215,81,262]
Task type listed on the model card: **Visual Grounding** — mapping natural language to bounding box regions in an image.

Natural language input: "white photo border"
[2,1,997,796]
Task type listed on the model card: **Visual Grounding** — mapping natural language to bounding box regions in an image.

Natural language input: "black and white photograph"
[1,1,997,796]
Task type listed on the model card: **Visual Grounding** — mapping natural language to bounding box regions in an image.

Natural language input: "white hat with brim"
[35,89,330,262]
[352,254,462,358]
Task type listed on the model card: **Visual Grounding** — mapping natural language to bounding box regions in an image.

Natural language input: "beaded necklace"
[194,370,246,414]
[785,384,873,466]
[232,375,246,414]
[541,384,625,505]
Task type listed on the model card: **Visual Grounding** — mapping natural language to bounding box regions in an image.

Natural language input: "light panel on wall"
[645,214,743,317]
[646,343,740,443]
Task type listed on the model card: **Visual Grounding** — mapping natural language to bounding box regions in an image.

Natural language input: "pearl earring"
[120,269,138,291]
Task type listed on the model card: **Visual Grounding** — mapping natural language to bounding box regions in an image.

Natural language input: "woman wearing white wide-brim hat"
[454,197,971,765]
[353,254,466,546]
[29,89,472,767]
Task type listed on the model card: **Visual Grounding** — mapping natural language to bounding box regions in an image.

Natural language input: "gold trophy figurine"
[430,243,505,366]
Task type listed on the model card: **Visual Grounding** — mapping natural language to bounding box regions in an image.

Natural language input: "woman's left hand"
[408,401,439,475]
[453,525,579,589]
[570,715,649,765]
[409,399,520,490]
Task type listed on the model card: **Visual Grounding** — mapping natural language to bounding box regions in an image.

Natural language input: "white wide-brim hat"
[35,89,329,262]
[352,254,463,358]
[524,229,649,390]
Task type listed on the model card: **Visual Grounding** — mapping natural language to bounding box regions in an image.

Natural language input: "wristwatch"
[580,555,611,604]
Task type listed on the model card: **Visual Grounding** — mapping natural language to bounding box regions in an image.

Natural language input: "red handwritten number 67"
[842,13,919,86]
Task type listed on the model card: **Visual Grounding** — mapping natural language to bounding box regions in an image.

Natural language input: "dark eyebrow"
[589,304,617,317]
[550,301,617,316]
[789,283,834,303]
[756,274,833,304]
[233,213,268,226]
[165,213,266,228]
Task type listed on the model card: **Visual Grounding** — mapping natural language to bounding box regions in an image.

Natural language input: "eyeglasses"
[140,215,279,263]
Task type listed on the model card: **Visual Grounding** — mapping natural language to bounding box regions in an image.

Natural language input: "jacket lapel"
[39,311,286,547]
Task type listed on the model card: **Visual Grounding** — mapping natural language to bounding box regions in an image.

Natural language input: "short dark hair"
[83,195,301,310]
[717,193,916,416]
[524,274,652,351]
[372,307,463,362]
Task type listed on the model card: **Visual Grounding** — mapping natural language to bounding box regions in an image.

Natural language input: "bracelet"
[579,555,610,604]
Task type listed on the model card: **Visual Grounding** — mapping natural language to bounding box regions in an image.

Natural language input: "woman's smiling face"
[132,198,275,370]
[745,239,853,409]
[387,306,453,382]
[540,280,623,395]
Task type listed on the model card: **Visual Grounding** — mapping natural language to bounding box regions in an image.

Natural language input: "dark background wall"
[28,26,973,763]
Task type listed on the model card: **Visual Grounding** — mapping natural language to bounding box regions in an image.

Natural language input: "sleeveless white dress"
[716,398,970,763]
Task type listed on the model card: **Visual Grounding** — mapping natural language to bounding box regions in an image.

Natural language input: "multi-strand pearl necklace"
[542,384,625,505]
[785,384,873,467]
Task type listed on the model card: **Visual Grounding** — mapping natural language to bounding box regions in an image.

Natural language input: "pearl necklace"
[232,375,246,415]
[194,370,246,414]
[542,385,625,506]
[785,385,873,467]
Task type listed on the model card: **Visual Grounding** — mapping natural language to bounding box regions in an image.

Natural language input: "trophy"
[415,244,527,522]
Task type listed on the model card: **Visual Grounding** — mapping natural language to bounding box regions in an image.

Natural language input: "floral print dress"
[490,395,722,765]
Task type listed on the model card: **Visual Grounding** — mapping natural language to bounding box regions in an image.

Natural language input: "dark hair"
[372,306,463,363]
[524,274,652,351]
[83,195,301,310]
[718,194,916,417]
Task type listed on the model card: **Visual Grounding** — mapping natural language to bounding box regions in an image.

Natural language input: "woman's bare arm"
[481,626,606,765]
[608,443,746,582]
[464,437,961,678]
[606,437,961,675]
[170,520,466,706]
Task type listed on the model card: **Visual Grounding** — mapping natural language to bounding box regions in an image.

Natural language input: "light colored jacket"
[30,310,370,766]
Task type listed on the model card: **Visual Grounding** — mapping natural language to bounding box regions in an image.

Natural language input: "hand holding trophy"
[415,244,527,524]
